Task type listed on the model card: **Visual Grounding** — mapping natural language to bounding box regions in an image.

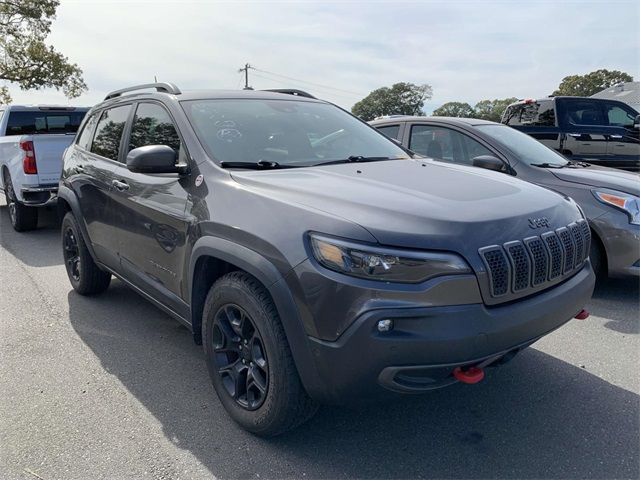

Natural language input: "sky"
[5,0,640,113]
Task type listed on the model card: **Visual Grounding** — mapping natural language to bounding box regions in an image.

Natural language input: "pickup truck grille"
[479,219,590,298]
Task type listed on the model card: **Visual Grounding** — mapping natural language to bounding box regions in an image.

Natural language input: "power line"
[248,72,361,101]
[251,67,365,97]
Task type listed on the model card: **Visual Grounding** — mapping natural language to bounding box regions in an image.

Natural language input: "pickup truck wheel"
[203,271,318,436]
[3,174,38,232]
[61,212,111,295]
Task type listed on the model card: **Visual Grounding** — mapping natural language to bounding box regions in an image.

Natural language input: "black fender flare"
[57,184,99,262]
[189,236,324,400]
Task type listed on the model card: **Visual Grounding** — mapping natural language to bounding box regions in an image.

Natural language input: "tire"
[203,271,318,436]
[3,172,38,232]
[590,236,606,279]
[61,212,111,295]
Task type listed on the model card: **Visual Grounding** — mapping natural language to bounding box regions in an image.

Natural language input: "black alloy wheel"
[63,226,81,282]
[212,303,269,410]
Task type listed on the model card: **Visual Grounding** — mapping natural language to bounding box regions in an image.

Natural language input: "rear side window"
[376,124,400,140]
[129,103,181,153]
[503,102,555,126]
[90,105,132,161]
[76,114,98,150]
[564,100,605,126]
[4,110,87,135]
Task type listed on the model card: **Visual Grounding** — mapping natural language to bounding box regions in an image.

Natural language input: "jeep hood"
[550,165,640,195]
[230,159,581,252]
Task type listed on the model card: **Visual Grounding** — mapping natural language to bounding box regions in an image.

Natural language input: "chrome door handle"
[568,133,582,138]
[609,134,623,139]
[112,179,129,191]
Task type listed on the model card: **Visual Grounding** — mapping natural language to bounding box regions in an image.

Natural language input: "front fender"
[189,236,324,400]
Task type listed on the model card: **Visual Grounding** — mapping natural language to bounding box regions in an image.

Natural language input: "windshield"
[182,99,409,167]
[476,124,568,167]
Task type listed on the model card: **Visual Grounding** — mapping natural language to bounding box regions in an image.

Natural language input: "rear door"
[4,108,87,185]
[110,101,192,317]
[557,98,611,159]
[69,104,132,269]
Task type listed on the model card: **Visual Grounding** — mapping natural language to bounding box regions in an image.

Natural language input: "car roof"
[95,89,325,110]
[370,116,498,127]
[1,105,90,111]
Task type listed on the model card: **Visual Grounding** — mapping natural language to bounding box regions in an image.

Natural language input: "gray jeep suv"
[59,83,595,436]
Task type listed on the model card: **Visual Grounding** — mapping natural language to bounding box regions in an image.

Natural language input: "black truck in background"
[501,96,640,172]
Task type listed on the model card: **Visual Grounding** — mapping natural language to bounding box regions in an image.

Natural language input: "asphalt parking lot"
[1,203,638,480]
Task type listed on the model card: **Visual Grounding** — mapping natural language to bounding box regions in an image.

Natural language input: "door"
[559,99,610,159]
[110,101,192,316]
[408,123,505,169]
[68,106,132,269]
[602,102,640,170]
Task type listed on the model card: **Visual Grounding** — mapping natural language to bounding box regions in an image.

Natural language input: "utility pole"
[238,63,254,90]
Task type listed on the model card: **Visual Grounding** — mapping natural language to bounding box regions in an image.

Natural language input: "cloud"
[5,0,639,113]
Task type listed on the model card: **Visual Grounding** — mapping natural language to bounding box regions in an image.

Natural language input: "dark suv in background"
[502,96,640,171]
[59,83,594,436]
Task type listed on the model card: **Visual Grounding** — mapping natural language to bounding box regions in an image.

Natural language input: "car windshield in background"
[182,99,409,167]
[476,124,568,167]
[5,111,87,135]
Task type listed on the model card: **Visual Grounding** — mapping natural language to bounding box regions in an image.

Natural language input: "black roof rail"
[104,82,181,101]
[262,89,316,99]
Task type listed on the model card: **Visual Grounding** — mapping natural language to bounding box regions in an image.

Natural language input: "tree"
[351,82,432,121]
[473,97,518,122]
[432,102,475,118]
[552,69,633,97]
[0,0,86,103]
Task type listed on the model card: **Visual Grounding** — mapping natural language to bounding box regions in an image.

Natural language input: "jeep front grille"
[479,219,590,298]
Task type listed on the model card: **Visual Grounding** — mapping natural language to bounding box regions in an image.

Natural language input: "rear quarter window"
[4,111,87,135]
[375,124,401,140]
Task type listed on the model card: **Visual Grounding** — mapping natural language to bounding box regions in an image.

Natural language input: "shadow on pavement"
[0,201,62,268]
[591,277,639,334]
[67,283,640,480]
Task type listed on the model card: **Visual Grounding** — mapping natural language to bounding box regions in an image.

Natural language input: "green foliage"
[552,69,633,97]
[351,82,433,121]
[473,98,518,122]
[0,0,86,103]
[432,102,475,118]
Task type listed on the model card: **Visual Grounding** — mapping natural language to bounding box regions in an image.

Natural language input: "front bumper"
[20,186,58,206]
[304,263,595,403]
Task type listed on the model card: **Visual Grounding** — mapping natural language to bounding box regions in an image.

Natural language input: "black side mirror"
[634,114,640,129]
[126,145,179,174]
[472,155,505,172]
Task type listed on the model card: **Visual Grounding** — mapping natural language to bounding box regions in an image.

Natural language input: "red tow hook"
[574,309,590,320]
[453,366,485,385]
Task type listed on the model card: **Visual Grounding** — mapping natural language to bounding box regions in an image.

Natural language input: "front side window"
[76,114,98,150]
[129,103,181,153]
[409,125,494,166]
[5,110,87,135]
[90,105,132,161]
[477,124,568,166]
[376,124,400,140]
[565,101,605,126]
[605,104,636,127]
[182,99,408,167]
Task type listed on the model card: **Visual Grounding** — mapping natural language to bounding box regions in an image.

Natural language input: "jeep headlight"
[309,233,471,283]
[593,189,640,225]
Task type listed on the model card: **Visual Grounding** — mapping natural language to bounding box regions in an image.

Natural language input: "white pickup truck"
[0,105,88,231]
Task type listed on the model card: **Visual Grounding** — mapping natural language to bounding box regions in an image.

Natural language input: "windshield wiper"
[531,162,566,169]
[313,155,395,167]
[567,160,591,168]
[219,160,299,170]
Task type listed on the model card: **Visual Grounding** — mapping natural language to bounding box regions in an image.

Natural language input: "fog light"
[377,319,393,332]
